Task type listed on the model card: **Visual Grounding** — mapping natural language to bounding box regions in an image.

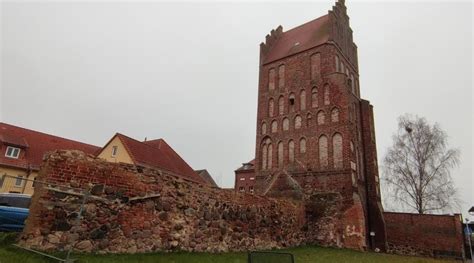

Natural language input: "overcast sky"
[1,1,472,217]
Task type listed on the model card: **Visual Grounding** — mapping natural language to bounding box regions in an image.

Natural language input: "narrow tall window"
[335,55,340,72]
[261,122,267,135]
[300,138,306,154]
[311,53,321,80]
[319,135,328,168]
[268,69,275,90]
[331,108,340,122]
[333,133,343,169]
[340,62,345,74]
[262,144,268,170]
[268,99,274,117]
[267,143,273,169]
[317,111,325,125]
[278,96,284,115]
[300,90,306,110]
[5,146,20,159]
[324,84,330,105]
[288,140,295,163]
[311,87,318,108]
[278,141,284,167]
[294,115,302,129]
[350,73,355,93]
[282,118,290,131]
[289,93,296,113]
[278,65,285,88]
[111,146,118,157]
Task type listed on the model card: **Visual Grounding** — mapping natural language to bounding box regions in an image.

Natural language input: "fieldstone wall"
[18,150,354,253]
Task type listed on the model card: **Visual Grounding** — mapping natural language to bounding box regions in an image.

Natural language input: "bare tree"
[383,114,460,214]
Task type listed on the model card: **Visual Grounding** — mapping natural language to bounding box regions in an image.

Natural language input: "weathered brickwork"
[251,0,387,252]
[384,212,465,259]
[20,150,355,253]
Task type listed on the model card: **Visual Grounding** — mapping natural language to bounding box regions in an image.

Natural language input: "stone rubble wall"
[19,150,354,253]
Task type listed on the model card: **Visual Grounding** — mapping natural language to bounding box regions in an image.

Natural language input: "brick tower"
[252,0,387,251]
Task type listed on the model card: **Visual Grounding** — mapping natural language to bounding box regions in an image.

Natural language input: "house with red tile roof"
[0,122,100,195]
[96,133,207,185]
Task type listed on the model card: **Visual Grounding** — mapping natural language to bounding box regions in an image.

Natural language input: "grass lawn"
[0,233,457,263]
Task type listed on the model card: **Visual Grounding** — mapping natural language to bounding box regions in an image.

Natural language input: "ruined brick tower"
[253,0,387,251]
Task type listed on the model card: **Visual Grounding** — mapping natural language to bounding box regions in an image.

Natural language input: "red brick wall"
[384,212,464,258]
[234,169,256,193]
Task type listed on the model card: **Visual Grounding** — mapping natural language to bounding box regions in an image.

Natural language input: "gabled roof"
[107,134,205,184]
[195,169,218,188]
[263,15,330,64]
[0,122,100,170]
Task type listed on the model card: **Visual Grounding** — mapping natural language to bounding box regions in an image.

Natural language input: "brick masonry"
[19,150,357,253]
[384,212,465,259]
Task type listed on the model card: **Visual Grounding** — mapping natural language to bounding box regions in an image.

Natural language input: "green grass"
[0,233,457,263]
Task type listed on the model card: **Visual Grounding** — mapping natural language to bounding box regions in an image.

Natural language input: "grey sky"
[1,1,472,217]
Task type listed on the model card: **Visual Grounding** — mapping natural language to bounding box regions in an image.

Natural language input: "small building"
[195,169,218,188]
[0,122,100,195]
[234,159,255,193]
[96,133,207,185]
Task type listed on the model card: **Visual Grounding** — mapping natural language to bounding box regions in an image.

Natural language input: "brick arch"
[261,122,267,135]
[260,136,273,170]
[299,137,307,154]
[288,140,295,164]
[268,68,275,90]
[278,64,285,89]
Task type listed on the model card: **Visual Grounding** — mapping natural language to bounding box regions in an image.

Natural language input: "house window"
[240,177,245,181]
[32,177,37,188]
[111,146,118,157]
[5,146,20,159]
[249,186,254,194]
[15,176,24,187]
[239,187,245,192]
[250,177,255,180]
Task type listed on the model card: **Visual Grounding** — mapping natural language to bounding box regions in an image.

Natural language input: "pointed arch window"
[288,140,295,163]
[317,111,325,125]
[294,115,302,129]
[311,53,321,80]
[277,141,284,168]
[282,118,290,131]
[268,99,275,117]
[299,138,306,154]
[268,68,275,90]
[311,87,318,108]
[319,135,328,168]
[278,65,285,89]
[333,133,343,169]
[278,96,285,115]
[271,120,278,133]
[324,84,330,105]
[262,138,273,170]
[300,90,306,110]
[261,122,267,135]
[289,93,296,113]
